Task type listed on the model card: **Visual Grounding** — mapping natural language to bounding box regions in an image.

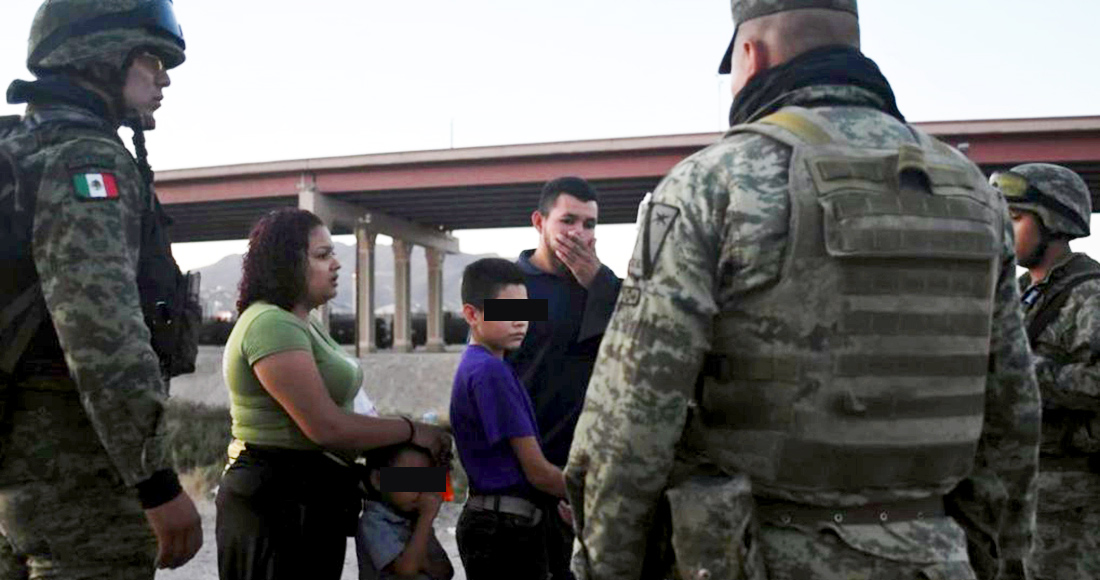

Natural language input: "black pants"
[215,445,359,580]
[544,504,576,580]
[456,504,549,580]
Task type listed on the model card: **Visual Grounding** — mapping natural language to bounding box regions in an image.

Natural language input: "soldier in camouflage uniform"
[0,1,202,577]
[565,1,1041,579]
[990,164,1100,580]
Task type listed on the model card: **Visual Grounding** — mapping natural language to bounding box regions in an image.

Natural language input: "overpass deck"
[155,116,1100,242]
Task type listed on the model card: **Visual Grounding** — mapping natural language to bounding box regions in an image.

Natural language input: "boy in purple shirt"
[450,258,571,580]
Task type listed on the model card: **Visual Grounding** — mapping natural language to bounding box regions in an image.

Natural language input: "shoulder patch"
[619,285,641,307]
[66,154,116,171]
[71,172,119,200]
[628,202,680,280]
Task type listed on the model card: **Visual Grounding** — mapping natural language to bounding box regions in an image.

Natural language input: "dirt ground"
[156,496,467,580]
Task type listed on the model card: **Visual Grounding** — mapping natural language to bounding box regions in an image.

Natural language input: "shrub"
[163,399,232,492]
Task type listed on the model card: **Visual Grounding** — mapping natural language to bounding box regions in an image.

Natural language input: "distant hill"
[195,242,500,317]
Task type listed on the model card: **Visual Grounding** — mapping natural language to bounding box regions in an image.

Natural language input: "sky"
[2,1,1099,277]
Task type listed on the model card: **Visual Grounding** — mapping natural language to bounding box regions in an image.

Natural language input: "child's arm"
[422,530,455,580]
[510,436,567,498]
[387,493,443,578]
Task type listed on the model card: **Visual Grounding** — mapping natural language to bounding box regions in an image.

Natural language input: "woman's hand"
[411,422,453,464]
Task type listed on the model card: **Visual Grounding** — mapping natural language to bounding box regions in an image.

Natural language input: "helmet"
[27,0,185,76]
[990,163,1092,239]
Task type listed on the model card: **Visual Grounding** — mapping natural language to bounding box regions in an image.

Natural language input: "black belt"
[756,496,946,526]
[241,442,336,464]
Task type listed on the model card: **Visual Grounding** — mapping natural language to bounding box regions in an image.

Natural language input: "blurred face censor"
[123,51,170,123]
[304,226,341,309]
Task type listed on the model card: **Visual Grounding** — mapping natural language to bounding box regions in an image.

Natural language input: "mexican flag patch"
[72,172,119,199]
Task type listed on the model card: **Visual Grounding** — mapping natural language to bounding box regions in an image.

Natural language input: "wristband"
[400,415,416,444]
[136,469,183,509]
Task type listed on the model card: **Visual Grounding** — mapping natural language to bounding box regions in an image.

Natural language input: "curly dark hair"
[236,208,324,314]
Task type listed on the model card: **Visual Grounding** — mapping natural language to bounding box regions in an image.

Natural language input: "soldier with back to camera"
[565,1,1041,579]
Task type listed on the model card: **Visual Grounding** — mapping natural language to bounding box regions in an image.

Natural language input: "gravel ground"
[156,497,466,580]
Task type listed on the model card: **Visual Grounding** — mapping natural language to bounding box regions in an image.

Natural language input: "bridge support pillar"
[392,239,413,353]
[425,247,446,352]
[355,223,377,356]
[298,181,332,331]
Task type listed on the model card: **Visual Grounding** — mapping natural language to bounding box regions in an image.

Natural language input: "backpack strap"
[0,288,44,374]
[1026,256,1100,345]
[725,106,839,148]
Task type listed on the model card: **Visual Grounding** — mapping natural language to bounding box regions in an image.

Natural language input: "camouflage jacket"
[1019,253,1100,459]
[564,85,1040,580]
[11,103,172,488]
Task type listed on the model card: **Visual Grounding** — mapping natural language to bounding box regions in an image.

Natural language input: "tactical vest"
[1020,253,1100,347]
[695,107,1003,500]
[0,109,199,379]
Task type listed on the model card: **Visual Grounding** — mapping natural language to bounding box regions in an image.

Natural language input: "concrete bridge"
[155,116,1100,354]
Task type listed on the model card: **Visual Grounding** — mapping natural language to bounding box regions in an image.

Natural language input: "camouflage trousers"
[1030,469,1100,580]
[0,383,156,580]
[758,518,977,580]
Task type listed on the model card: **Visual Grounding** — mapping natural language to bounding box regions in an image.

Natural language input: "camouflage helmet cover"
[718,0,859,74]
[993,163,1092,239]
[28,0,185,76]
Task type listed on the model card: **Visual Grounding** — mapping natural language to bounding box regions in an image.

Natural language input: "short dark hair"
[363,443,436,499]
[461,258,526,310]
[236,208,324,314]
[538,176,599,215]
[366,442,435,471]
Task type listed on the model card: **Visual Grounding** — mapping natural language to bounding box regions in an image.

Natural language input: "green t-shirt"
[224,302,363,450]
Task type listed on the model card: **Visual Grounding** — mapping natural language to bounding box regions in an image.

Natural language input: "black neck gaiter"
[6,75,114,122]
[729,45,905,126]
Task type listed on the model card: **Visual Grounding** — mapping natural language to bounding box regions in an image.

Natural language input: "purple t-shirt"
[449,344,541,498]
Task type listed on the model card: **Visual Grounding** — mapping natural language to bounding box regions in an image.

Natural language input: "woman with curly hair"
[215,208,452,579]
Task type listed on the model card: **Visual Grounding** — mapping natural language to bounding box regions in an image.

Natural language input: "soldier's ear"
[740,38,769,82]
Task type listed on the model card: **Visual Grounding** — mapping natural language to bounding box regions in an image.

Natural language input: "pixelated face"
[303,225,341,308]
[1009,208,1044,268]
[122,51,170,122]
[380,448,434,513]
[474,284,529,354]
[538,194,598,273]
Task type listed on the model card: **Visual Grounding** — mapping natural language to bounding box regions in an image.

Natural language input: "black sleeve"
[578,266,622,342]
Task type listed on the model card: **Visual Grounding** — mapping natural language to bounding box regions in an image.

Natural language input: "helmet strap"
[130,125,155,189]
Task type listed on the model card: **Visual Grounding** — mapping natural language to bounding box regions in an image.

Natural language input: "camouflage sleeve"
[566,134,788,580]
[31,136,172,488]
[968,201,1041,574]
[1033,280,1100,412]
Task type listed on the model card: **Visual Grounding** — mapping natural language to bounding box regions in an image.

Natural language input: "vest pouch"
[167,270,201,377]
[812,154,1000,262]
[824,517,971,567]
[139,197,200,379]
[665,473,765,580]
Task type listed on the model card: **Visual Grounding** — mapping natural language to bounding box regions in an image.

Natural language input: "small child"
[356,443,455,580]
[449,258,571,580]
